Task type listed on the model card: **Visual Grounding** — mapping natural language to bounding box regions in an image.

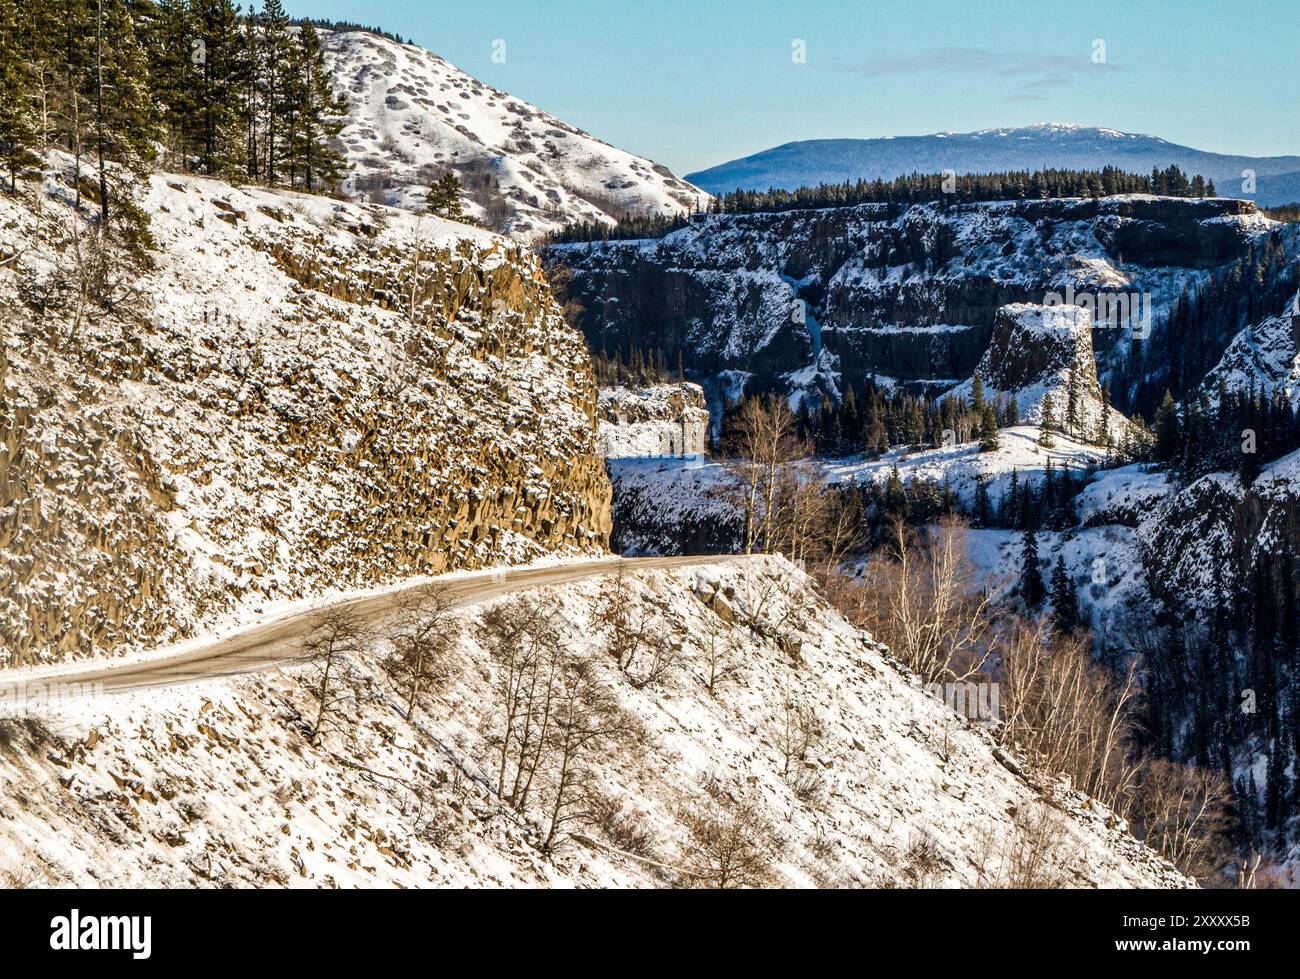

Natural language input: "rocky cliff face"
[554,196,1290,411]
[0,159,610,666]
[945,303,1131,441]
[1200,290,1300,409]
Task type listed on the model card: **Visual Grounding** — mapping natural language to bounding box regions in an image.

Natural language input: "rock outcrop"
[0,160,610,666]
[945,302,1130,442]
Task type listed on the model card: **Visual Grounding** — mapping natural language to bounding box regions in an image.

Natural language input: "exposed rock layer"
[0,164,610,666]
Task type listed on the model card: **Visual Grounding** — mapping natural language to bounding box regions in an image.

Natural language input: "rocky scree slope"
[323,29,705,240]
[554,196,1290,411]
[0,558,1189,888]
[0,159,609,667]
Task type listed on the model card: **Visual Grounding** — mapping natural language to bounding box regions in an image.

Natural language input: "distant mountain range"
[686,124,1300,206]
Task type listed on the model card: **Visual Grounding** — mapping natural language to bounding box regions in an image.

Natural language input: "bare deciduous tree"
[973,805,1071,889]
[699,611,742,696]
[479,593,637,849]
[593,564,678,689]
[300,608,372,744]
[480,593,567,810]
[681,783,780,889]
[542,655,638,851]
[385,584,461,722]
[1128,758,1233,881]
[844,516,994,684]
[721,395,809,554]
[773,692,822,781]
[998,617,1142,814]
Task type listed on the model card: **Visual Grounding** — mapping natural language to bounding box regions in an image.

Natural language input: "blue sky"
[282,0,1299,176]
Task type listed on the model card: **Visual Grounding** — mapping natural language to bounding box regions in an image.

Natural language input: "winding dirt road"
[0,555,729,703]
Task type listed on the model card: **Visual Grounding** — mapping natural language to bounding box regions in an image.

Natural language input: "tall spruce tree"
[0,0,38,191]
[1020,526,1045,608]
[1050,555,1079,634]
[288,21,347,191]
[978,402,1000,452]
[90,0,159,221]
[259,0,290,185]
[189,0,243,176]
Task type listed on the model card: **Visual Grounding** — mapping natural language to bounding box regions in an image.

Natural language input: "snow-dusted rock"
[0,157,610,666]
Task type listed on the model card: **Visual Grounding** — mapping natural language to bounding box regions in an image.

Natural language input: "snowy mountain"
[320,29,706,239]
[687,124,1300,207]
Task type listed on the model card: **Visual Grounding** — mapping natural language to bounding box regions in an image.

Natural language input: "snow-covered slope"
[322,29,705,239]
[1200,290,1300,408]
[825,425,1110,507]
[0,155,609,667]
[0,558,1188,888]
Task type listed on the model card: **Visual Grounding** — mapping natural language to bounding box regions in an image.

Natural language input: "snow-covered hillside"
[322,30,705,239]
[0,154,609,667]
[1200,291,1300,408]
[0,558,1188,888]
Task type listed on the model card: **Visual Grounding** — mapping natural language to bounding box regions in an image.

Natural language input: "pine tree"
[978,402,1000,452]
[14,0,62,149]
[240,5,262,179]
[90,0,160,221]
[1038,393,1058,447]
[427,171,465,221]
[288,20,347,191]
[152,0,197,168]
[973,474,990,526]
[0,0,38,191]
[1020,526,1045,608]
[1050,555,1079,634]
[259,0,290,185]
[1066,364,1081,436]
[189,0,244,176]
[1153,389,1180,462]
